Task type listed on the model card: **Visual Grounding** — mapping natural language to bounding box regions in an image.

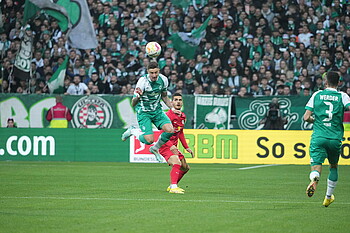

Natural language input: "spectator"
[46,96,72,128]
[6,118,17,128]
[66,75,90,95]
[0,0,348,99]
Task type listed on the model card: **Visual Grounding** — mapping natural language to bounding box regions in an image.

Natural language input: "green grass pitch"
[0,162,349,233]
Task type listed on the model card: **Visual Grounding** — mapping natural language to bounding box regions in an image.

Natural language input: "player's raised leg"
[306,165,321,197]
[150,118,174,162]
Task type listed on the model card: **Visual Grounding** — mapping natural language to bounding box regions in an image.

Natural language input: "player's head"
[147,61,160,82]
[326,71,340,88]
[172,93,183,110]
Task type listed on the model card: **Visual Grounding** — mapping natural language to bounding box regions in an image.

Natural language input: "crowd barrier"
[1,129,350,165]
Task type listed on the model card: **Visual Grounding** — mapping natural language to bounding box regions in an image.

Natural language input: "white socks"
[170,184,178,189]
[153,138,165,150]
[309,170,320,181]
[326,179,337,198]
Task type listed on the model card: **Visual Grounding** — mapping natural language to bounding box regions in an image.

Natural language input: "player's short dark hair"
[327,71,340,87]
[147,61,159,70]
[172,93,182,100]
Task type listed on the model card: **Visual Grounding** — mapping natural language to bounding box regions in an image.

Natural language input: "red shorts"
[159,146,184,162]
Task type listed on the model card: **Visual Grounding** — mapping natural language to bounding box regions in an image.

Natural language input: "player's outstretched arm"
[132,87,143,107]
[161,91,173,109]
[179,129,194,158]
[303,110,315,123]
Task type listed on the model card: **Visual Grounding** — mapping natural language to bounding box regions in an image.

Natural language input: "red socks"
[170,164,181,184]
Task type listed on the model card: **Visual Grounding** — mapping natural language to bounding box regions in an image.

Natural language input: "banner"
[194,95,231,129]
[129,129,350,165]
[13,30,33,80]
[0,94,194,129]
[0,129,129,162]
[235,96,310,130]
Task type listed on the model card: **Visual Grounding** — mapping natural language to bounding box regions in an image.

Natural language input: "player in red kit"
[159,93,194,194]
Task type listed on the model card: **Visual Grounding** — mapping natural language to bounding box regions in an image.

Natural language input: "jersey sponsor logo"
[71,96,113,128]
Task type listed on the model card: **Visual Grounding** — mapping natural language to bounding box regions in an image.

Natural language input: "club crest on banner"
[71,96,113,128]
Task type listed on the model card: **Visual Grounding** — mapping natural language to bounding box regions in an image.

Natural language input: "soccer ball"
[145,41,161,58]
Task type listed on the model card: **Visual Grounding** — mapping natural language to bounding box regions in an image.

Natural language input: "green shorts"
[309,137,342,165]
[137,109,171,135]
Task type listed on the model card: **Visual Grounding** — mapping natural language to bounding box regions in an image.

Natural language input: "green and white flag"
[48,56,68,94]
[23,0,97,49]
[23,0,70,32]
[169,15,211,59]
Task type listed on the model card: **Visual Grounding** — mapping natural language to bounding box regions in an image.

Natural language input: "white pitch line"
[238,164,281,170]
[0,163,280,171]
[1,196,349,205]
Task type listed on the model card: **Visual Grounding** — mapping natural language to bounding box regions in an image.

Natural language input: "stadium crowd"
[1,0,350,97]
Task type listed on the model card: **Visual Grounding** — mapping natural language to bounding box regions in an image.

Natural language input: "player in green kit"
[304,71,350,207]
[121,61,181,162]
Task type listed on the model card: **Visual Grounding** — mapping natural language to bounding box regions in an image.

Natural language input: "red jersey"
[162,110,189,149]
[46,102,72,121]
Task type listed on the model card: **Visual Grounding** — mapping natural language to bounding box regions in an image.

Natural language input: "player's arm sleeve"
[134,77,145,98]
[160,74,169,92]
[179,129,189,149]
[341,92,350,110]
[305,91,317,111]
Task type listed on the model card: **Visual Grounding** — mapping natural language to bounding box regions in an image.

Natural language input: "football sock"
[326,179,337,198]
[153,132,174,150]
[170,164,181,187]
[328,167,338,181]
[177,170,188,183]
[139,134,152,145]
[309,170,320,181]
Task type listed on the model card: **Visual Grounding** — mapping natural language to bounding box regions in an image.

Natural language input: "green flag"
[23,0,70,32]
[23,0,97,49]
[48,56,68,94]
[169,15,211,59]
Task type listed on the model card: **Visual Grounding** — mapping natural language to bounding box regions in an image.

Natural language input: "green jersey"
[305,88,350,140]
[134,73,168,113]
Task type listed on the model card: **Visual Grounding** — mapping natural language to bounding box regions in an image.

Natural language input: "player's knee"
[145,139,154,145]
[164,124,174,133]
[330,164,338,169]
[165,127,174,133]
